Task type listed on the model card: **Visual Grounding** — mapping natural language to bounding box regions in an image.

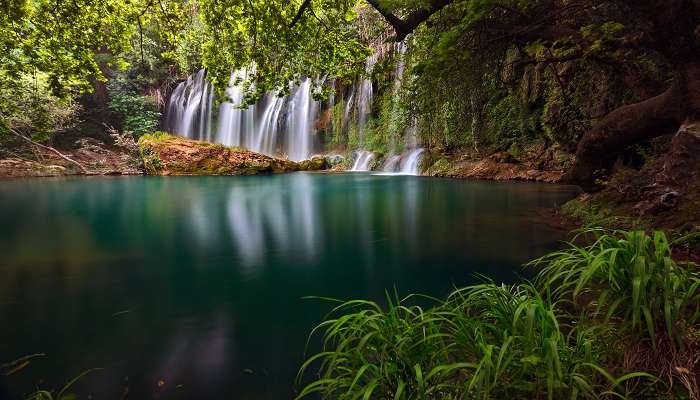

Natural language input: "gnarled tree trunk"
[564,0,700,191]
[564,63,700,191]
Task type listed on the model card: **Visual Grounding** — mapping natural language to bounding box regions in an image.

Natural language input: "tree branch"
[10,129,88,173]
[365,0,453,41]
[289,0,312,27]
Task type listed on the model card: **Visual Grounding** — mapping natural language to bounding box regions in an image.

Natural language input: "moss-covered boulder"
[138,132,307,176]
[298,156,327,171]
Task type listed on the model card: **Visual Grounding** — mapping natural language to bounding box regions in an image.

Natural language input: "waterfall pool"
[0,173,579,399]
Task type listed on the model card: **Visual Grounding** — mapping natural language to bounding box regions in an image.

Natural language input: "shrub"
[108,91,161,138]
[0,71,80,141]
[107,73,161,138]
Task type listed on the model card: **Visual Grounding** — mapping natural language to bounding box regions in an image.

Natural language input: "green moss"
[560,197,643,230]
[425,156,451,175]
[137,143,163,174]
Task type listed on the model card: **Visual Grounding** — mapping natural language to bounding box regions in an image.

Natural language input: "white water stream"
[166,70,319,161]
[350,151,375,171]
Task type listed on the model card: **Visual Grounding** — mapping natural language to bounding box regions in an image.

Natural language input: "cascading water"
[393,42,407,87]
[382,155,401,172]
[166,69,214,141]
[217,69,256,148]
[357,53,378,128]
[343,42,423,175]
[378,149,424,176]
[342,84,355,127]
[399,148,424,175]
[286,78,317,161]
[165,69,320,161]
[164,44,418,165]
[350,151,375,171]
[252,94,285,155]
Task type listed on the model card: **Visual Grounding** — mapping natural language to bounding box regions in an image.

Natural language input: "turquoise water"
[0,173,578,399]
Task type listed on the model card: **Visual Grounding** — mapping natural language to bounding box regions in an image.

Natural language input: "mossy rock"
[298,156,327,171]
[137,133,305,176]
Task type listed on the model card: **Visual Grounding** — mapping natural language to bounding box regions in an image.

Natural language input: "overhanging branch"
[289,0,312,27]
[365,0,453,41]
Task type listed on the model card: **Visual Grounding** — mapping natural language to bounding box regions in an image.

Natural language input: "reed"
[533,229,700,349]
[297,229,699,399]
[296,285,646,399]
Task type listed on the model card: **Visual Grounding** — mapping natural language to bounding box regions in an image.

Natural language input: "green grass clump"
[137,131,172,174]
[296,286,644,400]
[138,130,173,142]
[534,229,700,350]
[297,229,699,399]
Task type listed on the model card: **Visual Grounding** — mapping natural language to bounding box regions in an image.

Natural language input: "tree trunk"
[564,64,700,191]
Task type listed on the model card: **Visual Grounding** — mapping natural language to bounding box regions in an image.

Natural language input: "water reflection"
[0,174,579,399]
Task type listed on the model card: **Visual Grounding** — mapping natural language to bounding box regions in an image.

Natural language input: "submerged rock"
[138,132,306,176]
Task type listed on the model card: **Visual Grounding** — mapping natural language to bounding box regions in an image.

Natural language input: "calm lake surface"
[0,173,578,399]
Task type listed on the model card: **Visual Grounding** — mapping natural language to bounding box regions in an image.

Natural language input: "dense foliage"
[1,0,697,185]
[0,71,80,140]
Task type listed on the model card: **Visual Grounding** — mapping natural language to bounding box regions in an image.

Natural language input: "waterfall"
[357,53,378,128]
[399,149,424,175]
[165,69,320,161]
[217,69,256,148]
[350,151,375,171]
[166,69,214,140]
[252,94,284,156]
[286,78,317,162]
[378,149,424,176]
[342,83,355,128]
[382,155,401,172]
[163,45,418,164]
[346,43,422,174]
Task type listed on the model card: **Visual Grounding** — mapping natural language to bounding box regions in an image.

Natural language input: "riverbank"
[0,132,328,178]
[137,132,327,175]
[2,128,698,245]
[0,133,142,177]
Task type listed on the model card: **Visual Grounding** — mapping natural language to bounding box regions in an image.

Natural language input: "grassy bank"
[296,229,700,399]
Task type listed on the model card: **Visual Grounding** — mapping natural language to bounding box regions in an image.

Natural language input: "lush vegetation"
[1,0,698,398]
[1,0,698,192]
[296,229,700,399]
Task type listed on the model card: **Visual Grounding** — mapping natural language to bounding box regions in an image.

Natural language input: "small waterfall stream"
[350,151,375,171]
[399,149,424,175]
[382,155,401,172]
[357,53,378,128]
[379,148,425,176]
[286,78,316,161]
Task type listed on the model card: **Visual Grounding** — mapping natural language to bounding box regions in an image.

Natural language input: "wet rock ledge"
[138,132,326,176]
